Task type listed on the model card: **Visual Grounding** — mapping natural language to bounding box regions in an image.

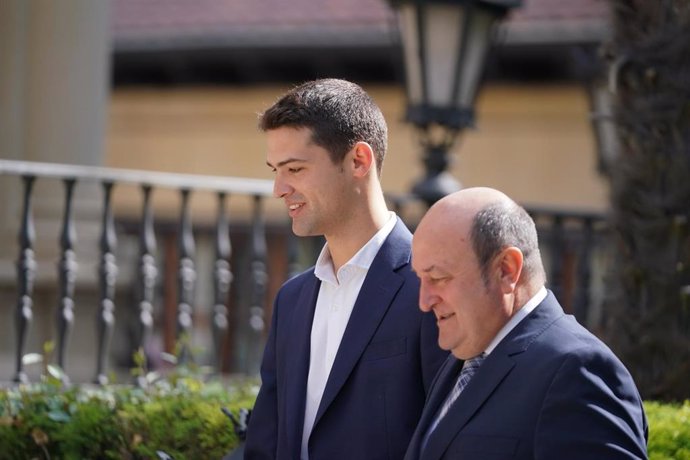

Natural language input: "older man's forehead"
[416,216,470,248]
[413,228,466,261]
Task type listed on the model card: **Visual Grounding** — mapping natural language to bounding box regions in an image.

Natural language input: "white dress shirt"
[484,286,547,356]
[301,212,397,460]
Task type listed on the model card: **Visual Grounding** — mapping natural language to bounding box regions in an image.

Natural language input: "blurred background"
[1,0,688,400]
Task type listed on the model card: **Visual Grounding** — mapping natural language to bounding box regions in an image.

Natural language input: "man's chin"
[439,337,461,357]
[291,223,316,238]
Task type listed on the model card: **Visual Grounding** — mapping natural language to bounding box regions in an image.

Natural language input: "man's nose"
[273,175,292,198]
[419,285,438,312]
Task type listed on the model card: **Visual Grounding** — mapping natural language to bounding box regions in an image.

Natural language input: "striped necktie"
[421,353,485,452]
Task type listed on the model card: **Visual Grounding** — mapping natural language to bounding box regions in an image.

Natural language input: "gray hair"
[470,201,545,286]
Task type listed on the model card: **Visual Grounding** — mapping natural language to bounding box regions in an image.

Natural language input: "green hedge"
[646,400,690,460]
[1,378,688,459]
[0,375,257,460]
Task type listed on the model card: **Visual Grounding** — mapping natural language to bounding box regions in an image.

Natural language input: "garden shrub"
[1,378,688,459]
[646,400,690,460]
[0,375,257,460]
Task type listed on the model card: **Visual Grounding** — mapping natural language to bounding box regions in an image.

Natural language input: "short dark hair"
[470,202,545,286]
[259,78,388,174]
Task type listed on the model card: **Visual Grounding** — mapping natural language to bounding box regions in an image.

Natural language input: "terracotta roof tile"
[512,0,608,21]
[112,0,610,49]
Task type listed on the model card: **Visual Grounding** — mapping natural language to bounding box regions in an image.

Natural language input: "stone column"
[0,0,111,278]
[0,0,29,262]
[0,0,112,382]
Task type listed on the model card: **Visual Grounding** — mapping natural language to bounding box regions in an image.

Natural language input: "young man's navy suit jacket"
[245,219,448,459]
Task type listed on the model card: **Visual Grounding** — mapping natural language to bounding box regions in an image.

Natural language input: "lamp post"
[388,0,521,205]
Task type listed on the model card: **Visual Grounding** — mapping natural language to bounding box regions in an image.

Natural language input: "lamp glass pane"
[398,5,423,105]
[424,5,463,107]
[456,8,495,107]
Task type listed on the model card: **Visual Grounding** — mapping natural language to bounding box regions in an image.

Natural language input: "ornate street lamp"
[388,0,521,205]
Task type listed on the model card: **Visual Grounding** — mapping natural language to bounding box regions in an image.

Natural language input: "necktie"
[421,353,485,451]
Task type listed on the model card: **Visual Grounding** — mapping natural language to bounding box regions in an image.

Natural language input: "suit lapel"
[422,353,515,460]
[284,273,321,457]
[313,221,410,427]
[406,356,463,459]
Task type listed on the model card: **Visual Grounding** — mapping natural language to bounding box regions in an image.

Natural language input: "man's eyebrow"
[411,265,436,275]
[266,158,307,168]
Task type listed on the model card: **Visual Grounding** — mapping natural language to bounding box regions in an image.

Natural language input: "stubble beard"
[291,211,320,237]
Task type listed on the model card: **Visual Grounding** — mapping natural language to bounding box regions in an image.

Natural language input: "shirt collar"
[314,212,397,285]
[484,286,547,355]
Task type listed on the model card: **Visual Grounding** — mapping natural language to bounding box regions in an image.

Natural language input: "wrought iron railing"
[0,159,609,385]
[0,159,282,385]
[527,206,609,328]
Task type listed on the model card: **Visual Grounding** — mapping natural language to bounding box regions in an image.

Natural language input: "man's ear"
[495,247,523,293]
[350,142,375,178]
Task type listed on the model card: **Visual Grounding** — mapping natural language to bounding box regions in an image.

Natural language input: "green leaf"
[47,409,71,422]
[47,364,65,380]
[43,341,55,355]
[22,353,43,366]
[160,352,178,365]
[145,371,160,384]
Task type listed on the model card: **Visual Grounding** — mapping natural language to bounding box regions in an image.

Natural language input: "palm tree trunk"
[603,0,690,401]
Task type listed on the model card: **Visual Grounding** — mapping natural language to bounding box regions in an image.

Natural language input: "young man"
[244,79,447,460]
[406,187,648,459]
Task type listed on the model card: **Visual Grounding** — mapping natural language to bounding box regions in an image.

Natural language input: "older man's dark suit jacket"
[404,291,648,460]
[245,219,448,460]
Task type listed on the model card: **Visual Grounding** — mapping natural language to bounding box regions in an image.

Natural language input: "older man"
[406,187,648,460]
